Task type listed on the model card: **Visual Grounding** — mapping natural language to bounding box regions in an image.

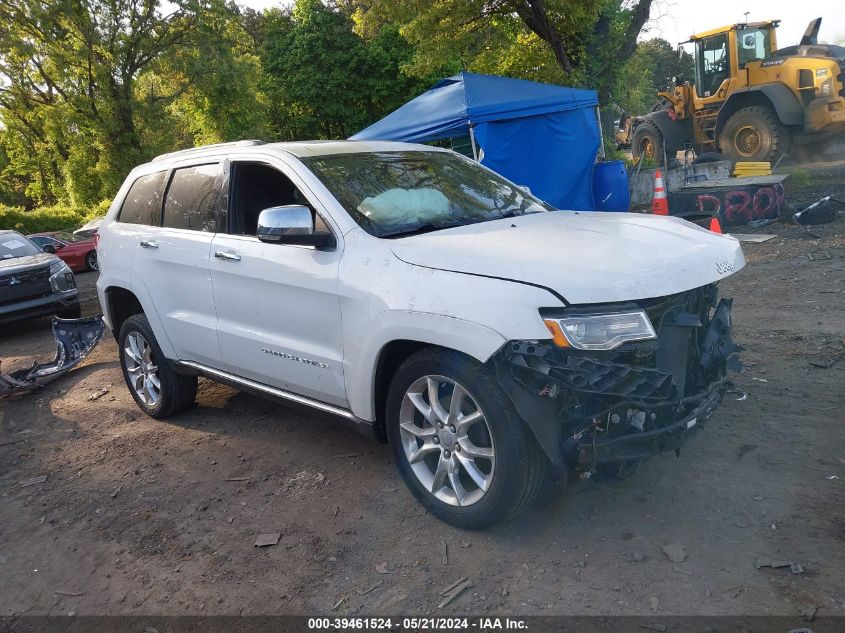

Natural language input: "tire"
[718,106,786,164]
[86,250,98,271]
[118,313,197,419]
[631,119,665,166]
[386,348,551,529]
[57,303,82,319]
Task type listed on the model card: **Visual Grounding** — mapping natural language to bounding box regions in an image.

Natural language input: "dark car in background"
[28,231,98,271]
[0,230,80,323]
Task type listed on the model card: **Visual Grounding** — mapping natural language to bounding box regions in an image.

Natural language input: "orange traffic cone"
[708,216,723,234]
[651,169,669,216]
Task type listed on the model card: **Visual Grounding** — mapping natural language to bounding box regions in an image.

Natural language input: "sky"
[237,0,845,48]
[646,1,845,47]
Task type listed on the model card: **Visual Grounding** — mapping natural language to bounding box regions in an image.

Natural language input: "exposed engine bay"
[0,316,106,397]
[495,284,742,474]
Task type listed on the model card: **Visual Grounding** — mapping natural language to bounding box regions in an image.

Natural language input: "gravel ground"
[1,172,843,620]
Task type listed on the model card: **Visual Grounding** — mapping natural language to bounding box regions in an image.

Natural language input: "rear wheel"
[86,250,98,271]
[631,119,665,166]
[118,314,197,419]
[718,106,786,164]
[386,348,551,528]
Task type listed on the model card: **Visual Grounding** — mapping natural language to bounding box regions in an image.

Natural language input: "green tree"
[0,0,269,207]
[351,0,654,99]
[261,0,436,140]
[612,38,694,115]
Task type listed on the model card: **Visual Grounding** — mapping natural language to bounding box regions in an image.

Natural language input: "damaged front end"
[0,316,106,397]
[494,284,742,474]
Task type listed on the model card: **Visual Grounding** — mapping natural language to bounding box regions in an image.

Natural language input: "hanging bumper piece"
[0,316,106,397]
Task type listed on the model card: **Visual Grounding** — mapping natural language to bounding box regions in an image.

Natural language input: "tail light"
[93,230,100,249]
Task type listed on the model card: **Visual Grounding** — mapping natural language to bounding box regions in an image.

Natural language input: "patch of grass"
[789,168,811,189]
[0,201,109,234]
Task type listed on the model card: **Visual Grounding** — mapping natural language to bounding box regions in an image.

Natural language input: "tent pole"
[596,106,606,160]
[469,125,479,161]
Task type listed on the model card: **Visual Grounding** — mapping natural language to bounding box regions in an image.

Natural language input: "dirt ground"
[1,172,843,620]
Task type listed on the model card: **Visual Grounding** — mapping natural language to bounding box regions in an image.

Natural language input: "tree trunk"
[511,0,575,74]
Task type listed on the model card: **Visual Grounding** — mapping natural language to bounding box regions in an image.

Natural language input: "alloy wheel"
[398,375,495,507]
[124,332,160,406]
[87,251,98,271]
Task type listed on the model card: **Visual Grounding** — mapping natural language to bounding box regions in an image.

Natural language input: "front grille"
[0,266,52,306]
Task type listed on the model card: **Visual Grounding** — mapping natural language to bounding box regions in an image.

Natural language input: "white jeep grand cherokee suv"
[97,140,745,527]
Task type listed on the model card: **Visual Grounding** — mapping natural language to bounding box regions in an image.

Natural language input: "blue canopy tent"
[350,71,601,210]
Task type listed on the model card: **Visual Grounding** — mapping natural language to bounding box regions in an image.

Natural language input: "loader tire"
[631,119,665,166]
[718,106,787,164]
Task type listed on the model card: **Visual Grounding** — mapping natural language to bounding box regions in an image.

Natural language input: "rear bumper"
[0,291,79,324]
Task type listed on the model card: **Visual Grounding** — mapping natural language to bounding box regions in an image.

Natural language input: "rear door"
[131,163,224,367]
[209,158,347,406]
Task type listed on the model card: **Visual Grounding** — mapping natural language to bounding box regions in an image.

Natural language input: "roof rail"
[152,140,267,162]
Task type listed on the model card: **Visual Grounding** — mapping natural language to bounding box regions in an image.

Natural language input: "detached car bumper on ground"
[94,139,746,527]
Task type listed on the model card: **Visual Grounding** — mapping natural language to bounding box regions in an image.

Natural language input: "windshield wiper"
[381,222,466,238]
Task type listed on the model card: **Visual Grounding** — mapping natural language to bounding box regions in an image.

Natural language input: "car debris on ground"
[254,533,281,547]
[661,543,687,563]
[0,316,105,397]
[439,577,472,608]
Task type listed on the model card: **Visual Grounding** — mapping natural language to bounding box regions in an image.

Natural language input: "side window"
[162,164,222,232]
[118,171,167,225]
[228,162,332,237]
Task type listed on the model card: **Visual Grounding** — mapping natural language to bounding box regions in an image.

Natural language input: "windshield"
[1,233,41,260]
[301,151,554,237]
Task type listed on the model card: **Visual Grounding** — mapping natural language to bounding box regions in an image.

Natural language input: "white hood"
[390,211,746,304]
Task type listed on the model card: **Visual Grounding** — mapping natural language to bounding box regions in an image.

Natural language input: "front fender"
[346,311,507,421]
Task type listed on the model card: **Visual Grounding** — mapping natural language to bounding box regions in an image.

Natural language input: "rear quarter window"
[118,172,167,225]
[162,164,222,232]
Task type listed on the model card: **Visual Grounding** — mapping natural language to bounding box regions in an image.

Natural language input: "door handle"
[214,250,241,262]
[139,240,159,249]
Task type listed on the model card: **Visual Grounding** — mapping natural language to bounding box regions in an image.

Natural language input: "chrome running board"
[178,360,373,434]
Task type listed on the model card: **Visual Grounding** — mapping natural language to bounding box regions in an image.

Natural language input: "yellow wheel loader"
[622,17,845,165]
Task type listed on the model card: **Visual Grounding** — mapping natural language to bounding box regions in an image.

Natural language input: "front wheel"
[118,314,197,419]
[631,119,665,166]
[386,348,551,528]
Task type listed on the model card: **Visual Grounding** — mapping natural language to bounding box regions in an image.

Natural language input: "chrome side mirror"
[257,205,335,248]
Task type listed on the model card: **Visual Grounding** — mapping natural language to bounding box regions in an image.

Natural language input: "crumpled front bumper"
[494,286,741,470]
[574,381,724,465]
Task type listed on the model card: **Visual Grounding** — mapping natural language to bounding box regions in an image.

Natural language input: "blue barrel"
[591,160,630,212]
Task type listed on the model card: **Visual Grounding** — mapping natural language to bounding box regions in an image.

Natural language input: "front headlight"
[49,259,69,275]
[543,310,656,350]
[48,259,75,292]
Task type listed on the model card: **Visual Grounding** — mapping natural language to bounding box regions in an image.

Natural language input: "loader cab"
[687,21,779,102]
